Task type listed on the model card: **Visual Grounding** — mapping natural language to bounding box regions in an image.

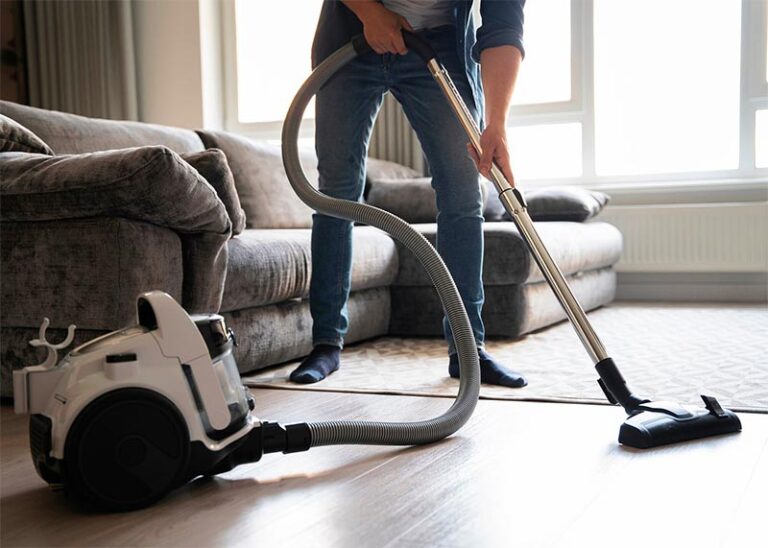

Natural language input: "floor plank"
[2,389,766,548]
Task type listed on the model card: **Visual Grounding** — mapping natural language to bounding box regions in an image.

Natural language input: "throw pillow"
[0,113,54,155]
[365,177,489,223]
[507,187,611,222]
[196,130,316,229]
[365,157,421,184]
[182,149,247,235]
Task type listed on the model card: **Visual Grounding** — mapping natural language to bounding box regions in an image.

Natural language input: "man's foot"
[449,348,528,388]
[289,345,341,384]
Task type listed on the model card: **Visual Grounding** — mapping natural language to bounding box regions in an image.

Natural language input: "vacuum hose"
[281,36,480,447]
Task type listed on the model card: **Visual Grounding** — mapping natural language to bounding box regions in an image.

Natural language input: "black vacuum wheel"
[63,388,190,511]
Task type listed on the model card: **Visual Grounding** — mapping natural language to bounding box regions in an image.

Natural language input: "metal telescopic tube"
[426,60,609,365]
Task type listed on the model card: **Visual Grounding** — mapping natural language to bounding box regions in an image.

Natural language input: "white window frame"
[221,0,768,192]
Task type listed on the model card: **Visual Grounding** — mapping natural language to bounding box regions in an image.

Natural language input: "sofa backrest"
[0,101,204,155]
[196,130,316,229]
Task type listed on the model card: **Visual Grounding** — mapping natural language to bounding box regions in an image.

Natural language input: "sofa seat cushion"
[224,287,390,373]
[0,101,203,154]
[394,221,623,287]
[221,226,399,312]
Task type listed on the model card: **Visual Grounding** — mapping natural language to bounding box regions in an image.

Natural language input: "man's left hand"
[466,123,515,187]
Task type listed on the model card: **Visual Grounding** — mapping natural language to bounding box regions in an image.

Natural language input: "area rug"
[243,303,768,413]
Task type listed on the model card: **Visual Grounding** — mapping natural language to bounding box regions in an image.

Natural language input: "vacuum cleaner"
[280,30,742,448]
[12,31,739,512]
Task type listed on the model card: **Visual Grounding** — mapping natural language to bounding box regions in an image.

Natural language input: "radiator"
[598,202,768,273]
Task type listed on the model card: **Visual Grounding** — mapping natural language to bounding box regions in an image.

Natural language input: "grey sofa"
[0,101,622,397]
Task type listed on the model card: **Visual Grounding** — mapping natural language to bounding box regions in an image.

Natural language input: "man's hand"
[342,1,413,55]
[467,124,515,186]
[471,44,523,187]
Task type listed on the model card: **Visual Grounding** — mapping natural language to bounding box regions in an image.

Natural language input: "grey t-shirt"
[381,0,454,30]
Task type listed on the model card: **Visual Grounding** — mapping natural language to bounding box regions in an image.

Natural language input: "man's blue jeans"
[312,26,485,355]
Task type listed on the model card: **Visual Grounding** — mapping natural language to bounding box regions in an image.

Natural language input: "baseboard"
[616,272,768,302]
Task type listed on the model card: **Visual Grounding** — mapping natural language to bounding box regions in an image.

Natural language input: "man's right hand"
[343,1,413,55]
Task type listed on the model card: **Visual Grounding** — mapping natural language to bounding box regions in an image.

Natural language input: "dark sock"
[289,345,341,384]
[449,348,528,388]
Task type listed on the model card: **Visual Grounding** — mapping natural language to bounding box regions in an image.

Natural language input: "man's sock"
[289,344,341,384]
[449,348,528,388]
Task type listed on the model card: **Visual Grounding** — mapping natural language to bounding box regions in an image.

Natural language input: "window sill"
[594,178,768,206]
[520,176,767,206]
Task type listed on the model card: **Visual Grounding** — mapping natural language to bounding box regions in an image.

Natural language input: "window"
[511,0,571,106]
[234,0,321,124]
[593,0,741,176]
[226,0,321,135]
[505,0,767,186]
[225,0,768,186]
[757,110,768,168]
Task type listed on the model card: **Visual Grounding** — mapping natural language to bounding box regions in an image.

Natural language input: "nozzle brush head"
[619,397,741,449]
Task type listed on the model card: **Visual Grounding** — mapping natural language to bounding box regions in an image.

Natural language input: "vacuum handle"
[351,31,437,64]
[402,30,437,63]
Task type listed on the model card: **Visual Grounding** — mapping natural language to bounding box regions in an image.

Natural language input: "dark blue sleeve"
[472,0,526,62]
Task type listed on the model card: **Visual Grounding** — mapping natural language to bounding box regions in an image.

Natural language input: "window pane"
[235,1,321,124]
[757,110,768,168]
[511,0,571,105]
[507,123,582,180]
[594,0,741,176]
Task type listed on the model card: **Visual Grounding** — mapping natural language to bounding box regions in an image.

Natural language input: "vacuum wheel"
[64,388,190,511]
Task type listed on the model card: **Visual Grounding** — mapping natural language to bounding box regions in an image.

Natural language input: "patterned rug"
[243,303,768,413]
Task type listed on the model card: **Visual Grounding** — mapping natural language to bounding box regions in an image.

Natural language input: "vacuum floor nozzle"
[619,395,742,449]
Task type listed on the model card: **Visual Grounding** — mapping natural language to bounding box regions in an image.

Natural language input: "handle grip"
[402,30,437,63]
[351,30,437,64]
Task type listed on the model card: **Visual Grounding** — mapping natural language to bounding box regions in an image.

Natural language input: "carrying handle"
[351,30,437,63]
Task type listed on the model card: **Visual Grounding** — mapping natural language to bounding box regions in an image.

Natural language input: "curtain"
[23,0,138,120]
[369,92,427,174]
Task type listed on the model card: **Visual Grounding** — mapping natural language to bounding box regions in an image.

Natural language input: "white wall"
[132,0,219,129]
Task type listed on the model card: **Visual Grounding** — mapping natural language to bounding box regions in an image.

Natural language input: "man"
[290,0,528,387]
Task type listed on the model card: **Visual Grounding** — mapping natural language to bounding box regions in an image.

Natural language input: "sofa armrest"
[1,218,184,330]
[0,147,231,312]
[0,147,230,234]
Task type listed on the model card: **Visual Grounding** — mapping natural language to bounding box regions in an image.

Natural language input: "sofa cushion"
[0,146,231,313]
[369,177,610,224]
[196,131,316,229]
[1,113,53,155]
[182,149,247,235]
[365,176,489,223]
[390,267,616,338]
[394,221,623,286]
[365,157,421,184]
[224,287,390,372]
[502,186,611,222]
[0,101,203,154]
[221,226,399,312]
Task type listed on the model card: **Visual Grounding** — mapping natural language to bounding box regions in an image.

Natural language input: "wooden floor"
[2,389,767,548]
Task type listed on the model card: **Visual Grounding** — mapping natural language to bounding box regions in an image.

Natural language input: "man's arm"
[341,1,412,54]
[468,0,525,187]
[467,45,523,186]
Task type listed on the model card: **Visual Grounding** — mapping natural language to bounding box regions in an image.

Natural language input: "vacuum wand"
[399,30,742,448]
[427,60,644,412]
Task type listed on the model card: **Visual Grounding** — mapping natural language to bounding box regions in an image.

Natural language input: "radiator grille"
[598,202,768,272]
